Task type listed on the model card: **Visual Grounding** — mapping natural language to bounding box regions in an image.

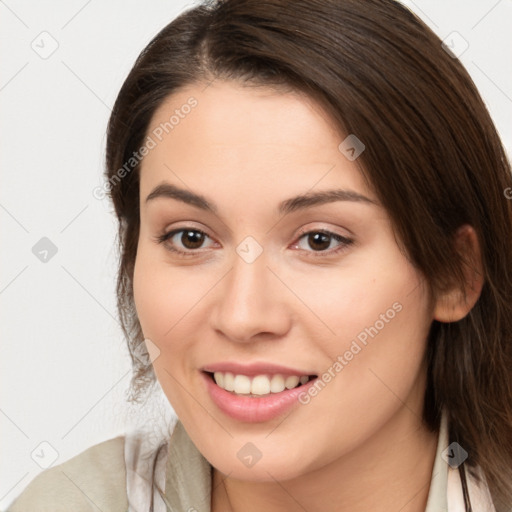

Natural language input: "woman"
[8,0,512,511]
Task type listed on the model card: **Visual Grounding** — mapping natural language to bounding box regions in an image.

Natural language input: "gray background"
[1,0,511,508]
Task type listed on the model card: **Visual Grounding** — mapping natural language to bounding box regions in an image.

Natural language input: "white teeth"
[211,372,312,396]
[233,374,251,394]
[269,374,285,393]
[285,375,300,389]
[251,375,271,395]
[213,372,224,388]
[224,372,235,391]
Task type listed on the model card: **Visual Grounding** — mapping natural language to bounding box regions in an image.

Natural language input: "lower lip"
[201,372,318,423]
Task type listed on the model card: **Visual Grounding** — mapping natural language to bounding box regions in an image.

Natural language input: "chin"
[216,459,307,482]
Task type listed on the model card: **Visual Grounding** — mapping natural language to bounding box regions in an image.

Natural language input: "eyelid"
[294,224,351,240]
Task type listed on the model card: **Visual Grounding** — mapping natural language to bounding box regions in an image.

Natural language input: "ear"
[433,224,484,323]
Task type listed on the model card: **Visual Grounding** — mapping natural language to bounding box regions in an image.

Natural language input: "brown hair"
[104,0,512,509]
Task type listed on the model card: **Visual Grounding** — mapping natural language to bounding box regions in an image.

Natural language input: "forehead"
[139,80,374,202]
[147,80,340,144]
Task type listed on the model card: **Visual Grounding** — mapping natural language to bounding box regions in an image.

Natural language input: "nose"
[209,247,292,343]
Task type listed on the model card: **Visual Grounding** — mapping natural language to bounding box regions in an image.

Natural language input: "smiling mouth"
[204,371,318,397]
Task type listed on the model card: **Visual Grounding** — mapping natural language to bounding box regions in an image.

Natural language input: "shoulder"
[7,436,128,512]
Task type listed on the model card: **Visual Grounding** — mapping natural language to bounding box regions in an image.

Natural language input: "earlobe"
[433,225,484,323]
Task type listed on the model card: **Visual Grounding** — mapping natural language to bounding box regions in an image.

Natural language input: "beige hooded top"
[6,409,497,512]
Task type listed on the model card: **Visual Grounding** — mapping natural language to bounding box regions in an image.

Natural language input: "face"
[133,80,434,481]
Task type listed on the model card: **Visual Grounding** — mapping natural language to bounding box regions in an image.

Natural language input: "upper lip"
[202,361,317,377]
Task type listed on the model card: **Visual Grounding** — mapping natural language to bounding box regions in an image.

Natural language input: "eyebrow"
[145,183,376,215]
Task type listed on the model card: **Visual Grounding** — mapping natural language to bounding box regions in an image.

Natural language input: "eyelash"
[154,227,354,258]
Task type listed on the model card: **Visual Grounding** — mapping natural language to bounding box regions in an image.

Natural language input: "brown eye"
[307,232,331,251]
[156,227,216,256]
[180,230,205,249]
[293,229,354,257]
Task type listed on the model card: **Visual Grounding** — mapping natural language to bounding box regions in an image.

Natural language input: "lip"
[201,361,315,378]
[201,371,318,423]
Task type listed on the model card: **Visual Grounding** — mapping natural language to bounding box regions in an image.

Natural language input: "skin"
[133,80,483,512]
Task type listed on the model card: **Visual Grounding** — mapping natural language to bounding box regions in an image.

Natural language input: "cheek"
[285,246,428,350]
[132,245,186,368]
[132,244,197,409]
[133,246,167,338]
[132,241,216,363]
[133,240,191,337]
[294,247,432,402]
[323,272,431,423]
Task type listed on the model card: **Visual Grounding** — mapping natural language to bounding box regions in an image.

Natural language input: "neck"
[212,407,439,512]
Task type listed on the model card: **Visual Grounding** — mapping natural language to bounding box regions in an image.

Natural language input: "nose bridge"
[210,240,290,342]
[230,253,266,304]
